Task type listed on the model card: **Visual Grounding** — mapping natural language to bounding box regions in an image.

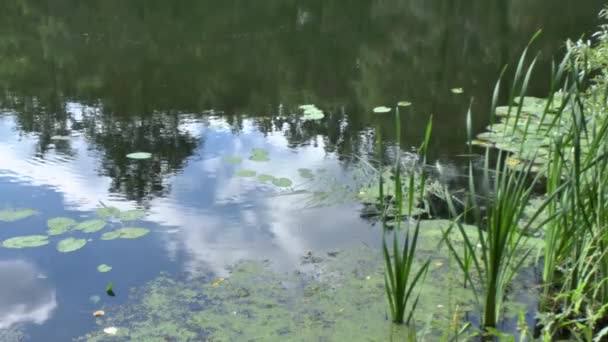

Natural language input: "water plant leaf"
[101,227,150,240]
[236,169,257,177]
[97,264,112,273]
[47,217,76,235]
[272,178,293,187]
[257,174,274,183]
[126,152,152,160]
[96,207,121,219]
[75,220,107,233]
[118,210,145,221]
[373,106,391,114]
[398,101,412,107]
[3,235,49,248]
[300,104,325,121]
[298,168,314,179]
[249,148,270,162]
[106,283,116,297]
[0,208,37,222]
[56,237,87,253]
[223,156,243,164]
[451,88,464,94]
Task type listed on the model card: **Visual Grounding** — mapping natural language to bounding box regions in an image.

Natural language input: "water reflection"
[0,260,56,329]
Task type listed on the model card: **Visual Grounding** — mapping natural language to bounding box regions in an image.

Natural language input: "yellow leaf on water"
[93,310,105,317]
[211,277,225,287]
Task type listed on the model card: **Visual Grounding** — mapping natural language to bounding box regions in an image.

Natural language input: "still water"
[0,1,604,340]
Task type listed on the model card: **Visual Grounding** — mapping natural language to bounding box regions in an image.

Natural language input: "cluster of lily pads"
[224,148,297,188]
[471,94,567,172]
[0,206,150,253]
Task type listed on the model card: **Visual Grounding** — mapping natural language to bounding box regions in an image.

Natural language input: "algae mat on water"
[77,220,540,341]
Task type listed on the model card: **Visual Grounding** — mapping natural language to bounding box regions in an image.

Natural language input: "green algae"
[77,220,540,341]
[0,208,37,222]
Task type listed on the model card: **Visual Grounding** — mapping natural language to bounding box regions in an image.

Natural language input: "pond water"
[0,1,605,341]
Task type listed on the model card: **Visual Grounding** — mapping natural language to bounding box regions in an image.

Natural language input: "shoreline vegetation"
[379,6,608,341]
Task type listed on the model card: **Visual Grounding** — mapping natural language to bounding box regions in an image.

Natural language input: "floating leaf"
[96,207,121,219]
[373,106,391,114]
[236,169,257,178]
[57,237,87,253]
[257,174,274,183]
[223,156,243,164]
[249,148,270,162]
[75,220,106,233]
[451,88,464,94]
[0,208,37,222]
[93,310,105,317]
[118,210,145,221]
[298,168,314,179]
[90,295,101,304]
[97,264,112,273]
[47,217,76,235]
[101,227,150,240]
[126,152,152,160]
[300,104,325,121]
[106,283,116,297]
[272,178,293,188]
[398,101,412,107]
[3,235,49,248]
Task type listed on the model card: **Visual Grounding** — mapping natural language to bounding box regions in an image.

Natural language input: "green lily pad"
[223,156,243,164]
[119,210,146,221]
[451,88,464,94]
[236,170,257,178]
[0,208,37,222]
[97,264,112,273]
[398,101,412,107]
[3,235,49,248]
[96,207,121,219]
[249,148,270,162]
[300,104,325,121]
[126,152,152,160]
[373,106,391,114]
[47,217,76,235]
[101,227,150,240]
[272,178,293,187]
[298,168,314,179]
[57,237,87,253]
[257,174,275,183]
[75,220,107,233]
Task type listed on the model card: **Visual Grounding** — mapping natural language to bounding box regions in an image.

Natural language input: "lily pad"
[3,235,49,248]
[373,106,391,114]
[298,168,314,179]
[97,264,112,273]
[257,174,275,183]
[57,237,87,253]
[119,210,146,221]
[75,220,107,233]
[451,88,464,94]
[272,178,293,188]
[47,217,76,235]
[101,227,150,240]
[300,104,325,121]
[0,208,37,222]
[96,207,121,219]
[249,148,270,162]
[398,101,412,107]
[236,170,257,178]
[223,156,243,164]
[126,152,152,160]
